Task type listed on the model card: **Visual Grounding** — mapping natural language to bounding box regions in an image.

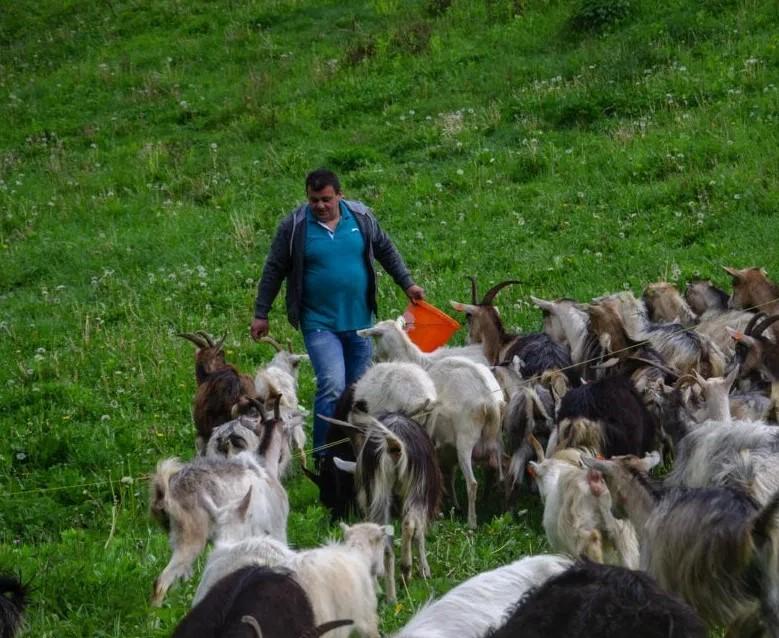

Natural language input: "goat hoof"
[401,564,412,581]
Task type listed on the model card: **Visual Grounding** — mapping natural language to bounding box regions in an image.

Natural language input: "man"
[251,168,424,458]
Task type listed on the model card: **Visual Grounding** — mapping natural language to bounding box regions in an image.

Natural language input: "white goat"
[528,439,639,568]
[284,522,388,638]
[149,449,289,606]
[254,336,309,471]
[392,554,572,638]
[358,318,504,529]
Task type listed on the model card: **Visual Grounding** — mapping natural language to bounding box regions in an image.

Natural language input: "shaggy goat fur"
[174,566,353,638]
[392,555,571,638]
[529,446,639,568]
[685,279,730,315]
[148,449,289,606]
[586,454,779,635]
[487,560,706,638]
[665,419,779,506]
[331,409,442,602]
[642,281,698,325]
[0,573,27,638]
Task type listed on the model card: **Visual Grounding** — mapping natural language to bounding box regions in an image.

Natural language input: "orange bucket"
[402,300,461,352]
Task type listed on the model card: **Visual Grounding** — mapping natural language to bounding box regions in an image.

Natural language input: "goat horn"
[318,414,365,431]
[527,434,545,462]
[259,335,284,352]
[744,312,767,336]
[674,373,699,389]
[176,332,209,348]
[195,330,215,347]
[312,619,355,637]
[482,279,523,305]
[466,275,478,304]
[752,314,779,337]
[241,615,263,638]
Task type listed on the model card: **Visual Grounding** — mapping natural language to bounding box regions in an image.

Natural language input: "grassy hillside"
[1,0,777,634]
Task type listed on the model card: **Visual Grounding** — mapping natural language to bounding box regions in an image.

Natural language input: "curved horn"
[752,314,779,337]
[466,275,478,304]
[744,312,767,336]
[482,279,523,305]
[527,433,545,462]
[259,335,284,352]
[312,619,355,638]
[195,330,215,347]
[674,373,700,390]
[241,615,263,638]
[176,332,209,348]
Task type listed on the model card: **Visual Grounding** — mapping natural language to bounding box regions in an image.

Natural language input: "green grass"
[1,0,777,634]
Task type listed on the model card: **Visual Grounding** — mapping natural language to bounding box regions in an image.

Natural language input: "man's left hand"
[405,284,425,302]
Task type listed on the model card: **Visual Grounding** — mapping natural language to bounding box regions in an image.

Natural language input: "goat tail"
[752,487,779,544]
[480,400,503,447]
[0,572,27,637]
[149,457,184,528]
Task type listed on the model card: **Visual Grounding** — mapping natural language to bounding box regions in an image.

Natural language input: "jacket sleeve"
[369,214,415,291]
[254,218,292,319]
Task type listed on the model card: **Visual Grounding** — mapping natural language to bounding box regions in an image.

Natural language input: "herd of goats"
[3,265,779,638]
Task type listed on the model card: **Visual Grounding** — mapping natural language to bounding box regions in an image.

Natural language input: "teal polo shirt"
[300,202,373,333]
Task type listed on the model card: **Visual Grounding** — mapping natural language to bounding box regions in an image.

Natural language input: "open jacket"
[254,199,415,329]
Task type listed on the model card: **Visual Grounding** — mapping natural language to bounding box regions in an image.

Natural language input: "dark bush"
[569,0,633,33]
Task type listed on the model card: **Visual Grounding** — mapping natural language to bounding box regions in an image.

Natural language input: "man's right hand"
[251,318,269,341]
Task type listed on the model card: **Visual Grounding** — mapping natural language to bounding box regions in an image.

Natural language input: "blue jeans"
[303,329,373,456]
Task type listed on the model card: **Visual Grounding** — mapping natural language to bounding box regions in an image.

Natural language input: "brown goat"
[450,278,578,387]
[642,282,697,325]
[724,267,779,336]
[178,331,261,453]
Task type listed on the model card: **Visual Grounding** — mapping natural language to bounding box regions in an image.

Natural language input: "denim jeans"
[303,329,373,455]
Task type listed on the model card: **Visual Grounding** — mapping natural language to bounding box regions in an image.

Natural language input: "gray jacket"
[254,199,415,329]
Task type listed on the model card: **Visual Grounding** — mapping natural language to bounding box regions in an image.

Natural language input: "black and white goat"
[173,566,353,638]
[487,560,706,638]
[0,573,27,638]
[393,555,571,638]
[550,374,657,458]
[303,361,437,520]
[326,408,442,602]
[585,454,779,635]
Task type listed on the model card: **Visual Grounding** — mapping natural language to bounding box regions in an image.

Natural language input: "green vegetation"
[1,0,777,634]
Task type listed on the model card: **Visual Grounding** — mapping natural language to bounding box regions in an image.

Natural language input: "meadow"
[1,0,778,634]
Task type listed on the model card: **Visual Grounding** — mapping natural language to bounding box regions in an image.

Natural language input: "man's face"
[307,185,342,223]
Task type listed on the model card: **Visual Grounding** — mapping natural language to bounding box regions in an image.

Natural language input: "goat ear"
[449,300,476,314]
[586,469,607,497]
[356,327,377,337]
[529,296,555,312]
[724,365,740,388]
[727,327,757,348]
[333,457,356,474]
[640,451,662,472]
[722,265,742,280]
[384,524,394,538]
[237,487,253,522]
[527,461,540,479]
[581,456,611,474]
[339,521,350,536]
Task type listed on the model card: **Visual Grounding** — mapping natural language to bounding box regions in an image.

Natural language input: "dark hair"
[305,168,341,193]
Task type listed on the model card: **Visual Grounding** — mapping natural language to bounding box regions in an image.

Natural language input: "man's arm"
[251,220,292,339]
[369,215,424,301]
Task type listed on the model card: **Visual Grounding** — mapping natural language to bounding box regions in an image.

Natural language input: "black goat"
[0,574,27,638]
[552,374,656,458]
[301,385,358,520]
[487,560,706,638]
[172,566,352,638]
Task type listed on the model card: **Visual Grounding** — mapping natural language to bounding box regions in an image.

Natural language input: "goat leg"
[383,538,397,604]
[401,517,415,582]
[456,436,479,530]
[151,540,205,606]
